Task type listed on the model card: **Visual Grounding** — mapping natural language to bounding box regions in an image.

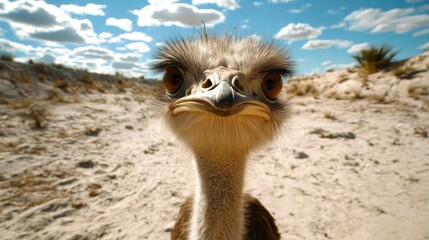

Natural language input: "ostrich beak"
[171,69,271,120]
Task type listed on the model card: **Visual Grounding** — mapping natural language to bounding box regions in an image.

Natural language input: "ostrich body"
[153,34,293,240]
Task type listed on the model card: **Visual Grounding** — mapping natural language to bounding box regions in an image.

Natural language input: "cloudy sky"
[0,0,428,78]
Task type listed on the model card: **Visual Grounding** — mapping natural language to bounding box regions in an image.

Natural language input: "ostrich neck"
[190,151,247,240]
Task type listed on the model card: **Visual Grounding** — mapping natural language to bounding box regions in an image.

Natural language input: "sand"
[0,52,428,240]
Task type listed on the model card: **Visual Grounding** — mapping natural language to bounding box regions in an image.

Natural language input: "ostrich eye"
[261,72,282,101]
[163,66,184,95]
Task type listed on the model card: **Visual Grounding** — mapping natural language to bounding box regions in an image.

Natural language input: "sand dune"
[0,52,428,239]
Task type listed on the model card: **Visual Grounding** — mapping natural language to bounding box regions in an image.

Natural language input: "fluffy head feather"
[152,34,293,156]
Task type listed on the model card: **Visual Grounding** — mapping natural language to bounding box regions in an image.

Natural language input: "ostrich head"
[152,34,293,157]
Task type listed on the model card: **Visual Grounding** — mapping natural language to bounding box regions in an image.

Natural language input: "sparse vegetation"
[392,64,422,79]
[338,74,349,83]
[29,103,49,129]
[53,79,72,92]
[414,127,428,138]
[285,80,319,97]
[79,74,94,84]
[34,63,50,74]
[407,84,429,100]
[10,72,31,83]
[353,45,398,74]
[0,53,14,62]
[51,63,64,69]
[323,111,337,120]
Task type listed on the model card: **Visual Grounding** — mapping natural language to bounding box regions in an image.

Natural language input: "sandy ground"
[0,51,429,240]
[0,90,428,240]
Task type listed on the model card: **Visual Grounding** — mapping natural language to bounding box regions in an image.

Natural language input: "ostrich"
[152,33,293,240]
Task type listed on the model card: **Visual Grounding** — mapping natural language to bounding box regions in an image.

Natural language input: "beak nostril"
[201,79,213,89]
[232,77,244,92]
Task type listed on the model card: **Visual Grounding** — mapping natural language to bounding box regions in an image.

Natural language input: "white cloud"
[73,46,115,60]
[60,3,106,16]
[418,42,429,50]
[240,19,250,29]
[302,39,353,50]
[112,61,137,70]
[132,2,225,28]
[0,0,98,44]
[268,0,295,3]
[347,42,371,54]
[413,28,429,36]
[192,0,239,10]
[99,32,113,39]
[125,42,151,53]
[322,61,355,70]
[290,4,311,14]
[253,2,263,6]
[109,32,153,43]
[344,8,429,34]
[106,17,132,32]
[119,53,141,62]
[309,68,321,75]
[274,23,322,42]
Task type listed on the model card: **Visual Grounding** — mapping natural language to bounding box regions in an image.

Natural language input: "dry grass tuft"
[407,84,429,100]
[11,72,31,83]
[47,89,65,102]
[29,103,49,129]
[323,111,337,120]
[285,81,319,97]
[338,74,349,83]
[414,127,428,138]
[53,79,72,92]
[34,63,50,74]
[392,65,415,78]
[79,74,94,84]
[9,100,33,109]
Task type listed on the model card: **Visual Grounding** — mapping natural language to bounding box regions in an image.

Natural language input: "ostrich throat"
[190,146,248,240]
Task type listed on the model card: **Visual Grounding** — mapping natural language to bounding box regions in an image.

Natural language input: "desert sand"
[0,51,428,240]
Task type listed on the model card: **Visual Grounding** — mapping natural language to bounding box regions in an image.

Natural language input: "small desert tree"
[352,45,398,74]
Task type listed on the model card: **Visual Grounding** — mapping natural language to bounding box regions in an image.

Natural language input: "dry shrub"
[407,84,429,99]
[34,63,49,74]
[29,103,49,129]
[51,63,64,69]
[392,65,415,79]
[414,127,428,138]
[53,79,72,92]
[79,74,94,84]
[113,79,133,92]
[47,89,80,103]
[38,74,46,82]
[0,53,14,62]
[9,100,33,109]
[350,88,364,100]
[338,74,349,83]
[285,81,319,97]
[11,72,31,83]
[323,111,337,120]
[47,89,65,102]
[85,83,106,93]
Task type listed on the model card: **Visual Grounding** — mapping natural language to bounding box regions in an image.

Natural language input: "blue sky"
[0,0,428,78]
